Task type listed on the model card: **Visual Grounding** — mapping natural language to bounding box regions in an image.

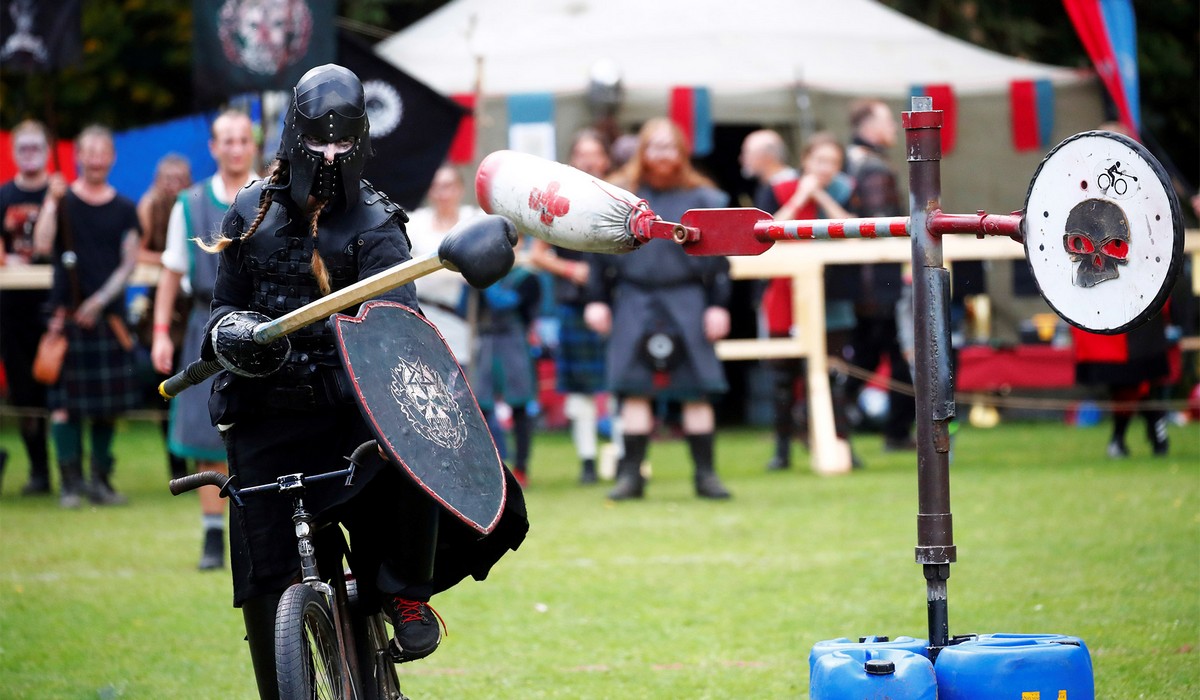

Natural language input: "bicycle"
[1097,160,1138,196]
[170,441,409,700]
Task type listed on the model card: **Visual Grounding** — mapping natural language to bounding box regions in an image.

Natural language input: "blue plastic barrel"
[935,633,1093,700]
[810,648,937,700]
[810,636,929,680]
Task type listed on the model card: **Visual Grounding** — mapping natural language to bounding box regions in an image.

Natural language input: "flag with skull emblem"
[332,301,506,535]
[192,0,335,104]
[338,31,467,210]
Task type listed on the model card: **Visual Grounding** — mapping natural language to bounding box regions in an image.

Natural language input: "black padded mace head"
[1063,198,1131,288]
[278,64,373,211]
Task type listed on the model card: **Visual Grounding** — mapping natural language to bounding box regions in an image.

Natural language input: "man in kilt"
[584,118,734,501]
[151,110,258,570]
[33,125,141,508]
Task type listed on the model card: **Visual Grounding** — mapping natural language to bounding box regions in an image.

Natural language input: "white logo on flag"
[363,80,404,138]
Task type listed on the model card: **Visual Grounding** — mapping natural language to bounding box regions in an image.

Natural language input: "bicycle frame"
[171,457,407,700]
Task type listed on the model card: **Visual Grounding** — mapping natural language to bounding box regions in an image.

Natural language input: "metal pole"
[904,96,957,657]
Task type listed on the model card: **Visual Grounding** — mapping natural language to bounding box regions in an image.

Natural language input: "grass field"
[1,416,1197,699]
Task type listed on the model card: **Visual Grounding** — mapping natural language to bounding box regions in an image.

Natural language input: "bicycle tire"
[276,583,350,700]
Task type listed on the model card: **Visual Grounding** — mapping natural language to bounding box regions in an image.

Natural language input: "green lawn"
[1,417,1197,698]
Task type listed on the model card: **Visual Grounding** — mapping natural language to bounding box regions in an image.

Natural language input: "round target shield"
[1023,130,1183,334]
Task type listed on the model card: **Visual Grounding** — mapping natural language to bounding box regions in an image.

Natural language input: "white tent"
[376,0,1087,102]
[377,0,1102,220]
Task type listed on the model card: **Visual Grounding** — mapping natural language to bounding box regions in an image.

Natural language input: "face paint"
[13,134,48,174]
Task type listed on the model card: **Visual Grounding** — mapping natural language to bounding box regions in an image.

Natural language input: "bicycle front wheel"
[276,583,350,700]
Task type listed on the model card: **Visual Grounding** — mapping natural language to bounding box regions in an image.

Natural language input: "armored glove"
[210,311,291,378]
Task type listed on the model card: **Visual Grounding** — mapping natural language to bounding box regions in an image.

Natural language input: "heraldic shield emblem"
[1023,130,1184,335]
[332,301,505,534]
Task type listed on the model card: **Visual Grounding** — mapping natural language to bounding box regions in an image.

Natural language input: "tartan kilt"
[554,302,607,394]
[47,320,141,417]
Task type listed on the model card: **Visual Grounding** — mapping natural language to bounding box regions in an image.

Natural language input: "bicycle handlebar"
[159,358,223,399]
[169,469,230,496]
[167,441,375,501]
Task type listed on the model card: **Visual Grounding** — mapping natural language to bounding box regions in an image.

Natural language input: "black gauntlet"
[211,311,292,378]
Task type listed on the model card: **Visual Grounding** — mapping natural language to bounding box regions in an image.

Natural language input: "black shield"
[333,301,505,534]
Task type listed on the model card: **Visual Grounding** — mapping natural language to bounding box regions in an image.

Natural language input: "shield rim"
[1022,130,1184,335]
[332,300,506,535]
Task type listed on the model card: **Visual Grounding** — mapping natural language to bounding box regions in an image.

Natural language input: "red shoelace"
[391,598,448,635]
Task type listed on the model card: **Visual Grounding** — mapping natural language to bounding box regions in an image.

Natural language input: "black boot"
[766,435,791,471]
[687,433,731,500]
[1108,412,1132,458]
[198,527,225,570]
[579,458,598,484]
[89,456,127,506]
[1145,411,1169,456]
[58,460,84,509]
[242,593,282,700]
[20,416,51,495]
[608,434,647,500]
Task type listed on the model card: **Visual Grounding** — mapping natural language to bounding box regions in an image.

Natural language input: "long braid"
[197,162,284,253]
[309,200,331,296]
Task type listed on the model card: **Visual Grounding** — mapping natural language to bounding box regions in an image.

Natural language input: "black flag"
[191,0,335,105]
[338,31,467,210]
[0,0,82,72]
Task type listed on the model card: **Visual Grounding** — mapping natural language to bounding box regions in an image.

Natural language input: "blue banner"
[110,113,218,202]
[1098,0,1139,131]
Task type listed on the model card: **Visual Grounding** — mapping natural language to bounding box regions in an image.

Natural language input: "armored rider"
[199,64,528,698]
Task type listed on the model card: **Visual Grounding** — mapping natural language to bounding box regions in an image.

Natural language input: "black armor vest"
[231,180,408,407]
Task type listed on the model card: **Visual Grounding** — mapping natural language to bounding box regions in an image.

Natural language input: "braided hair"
[308,199,331,296]
[198,161,285,253]
[198,160,331,296]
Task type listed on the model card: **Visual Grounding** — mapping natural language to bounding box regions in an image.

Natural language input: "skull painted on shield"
[1063,198,1130,288]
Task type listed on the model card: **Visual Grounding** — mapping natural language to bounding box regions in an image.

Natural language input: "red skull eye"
[1100,238,1129,260]
[1065,233,1095,254]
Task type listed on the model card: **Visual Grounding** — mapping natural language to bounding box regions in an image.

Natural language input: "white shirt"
[405,204,484,308]
[161,172,258,292]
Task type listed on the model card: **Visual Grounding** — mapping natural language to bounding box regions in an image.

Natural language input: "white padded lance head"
[475,150,651,254]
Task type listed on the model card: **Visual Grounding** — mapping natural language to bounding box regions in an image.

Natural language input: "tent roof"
[377,0,1086,98]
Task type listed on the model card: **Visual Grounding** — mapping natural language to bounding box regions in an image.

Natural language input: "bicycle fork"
[284,480,358,700]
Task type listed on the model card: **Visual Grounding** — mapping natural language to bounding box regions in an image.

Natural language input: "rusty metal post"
[904,96,957,657]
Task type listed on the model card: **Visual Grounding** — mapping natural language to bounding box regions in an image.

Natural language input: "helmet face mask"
[277,64,373,211]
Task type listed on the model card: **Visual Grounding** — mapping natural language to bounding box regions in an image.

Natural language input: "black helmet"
[274,64,372,211]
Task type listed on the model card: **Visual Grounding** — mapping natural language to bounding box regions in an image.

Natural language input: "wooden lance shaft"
[158,251,447,399]
[253,252,444,344]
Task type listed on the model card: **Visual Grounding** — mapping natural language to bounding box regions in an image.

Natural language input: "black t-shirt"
[50,190,140,312]
[0,179,48,262]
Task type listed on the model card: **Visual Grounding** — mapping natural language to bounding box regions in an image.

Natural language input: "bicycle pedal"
[386,638,406,664]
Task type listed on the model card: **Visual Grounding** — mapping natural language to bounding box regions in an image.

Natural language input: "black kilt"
[607,283,727,400]
[47,320,140,417]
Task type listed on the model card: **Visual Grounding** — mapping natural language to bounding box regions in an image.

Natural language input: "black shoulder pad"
[232,180,268,223]
[358,181,409,227]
